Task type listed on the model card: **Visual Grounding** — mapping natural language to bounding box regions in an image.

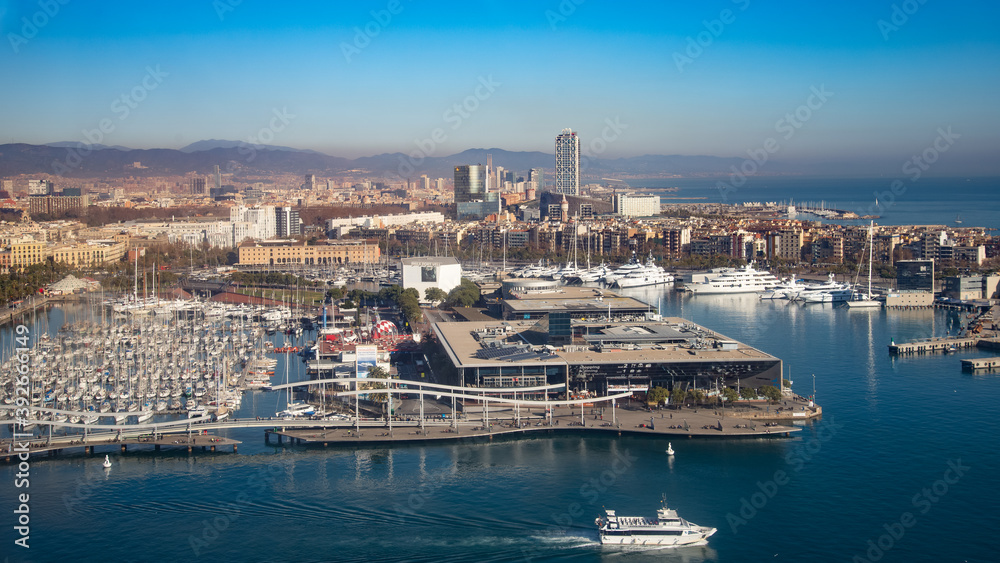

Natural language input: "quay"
[264,398,815,447]
[1,432,239,462]
[1,390,818,461]
[888,337,979,354]
[961,357,1000,372]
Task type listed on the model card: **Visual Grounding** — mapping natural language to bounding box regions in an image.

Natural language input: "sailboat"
[847,220,881,309]
[954,214,963,225]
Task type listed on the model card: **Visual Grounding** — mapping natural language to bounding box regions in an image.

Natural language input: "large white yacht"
[681,264,779,294]
[792,274,853,303]
[760,278,806,299]
[612,263,674,288]
[596,497,716,546]
[601,253,646,286]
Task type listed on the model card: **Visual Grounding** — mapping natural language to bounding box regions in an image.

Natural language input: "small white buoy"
[103,455,112,468]
[666,442,675,456]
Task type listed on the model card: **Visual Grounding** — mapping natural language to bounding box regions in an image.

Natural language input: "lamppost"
[812,373,816,405]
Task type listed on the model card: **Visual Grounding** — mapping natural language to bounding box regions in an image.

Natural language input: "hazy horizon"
[2,1,998,176]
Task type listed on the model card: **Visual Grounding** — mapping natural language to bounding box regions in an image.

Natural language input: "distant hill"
[0,142,761,179]
[45,141,132,151]
[179,139,326,155]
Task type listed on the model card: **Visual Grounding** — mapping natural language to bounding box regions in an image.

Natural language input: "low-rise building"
[49,240,127,268]
[942,275,1000,301]
[238,239,381,266]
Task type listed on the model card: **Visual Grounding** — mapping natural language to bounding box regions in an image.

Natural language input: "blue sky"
[1,0,998,174]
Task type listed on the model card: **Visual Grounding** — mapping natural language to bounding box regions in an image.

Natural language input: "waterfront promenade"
[268,399,812,447]
[1,393,815,462]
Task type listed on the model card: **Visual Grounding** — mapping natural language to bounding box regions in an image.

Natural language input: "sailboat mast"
[867,221,874,296]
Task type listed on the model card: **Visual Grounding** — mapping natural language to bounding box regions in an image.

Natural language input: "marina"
[2,276,998,562]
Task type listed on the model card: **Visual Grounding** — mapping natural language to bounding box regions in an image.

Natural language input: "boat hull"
[599,528,716,546]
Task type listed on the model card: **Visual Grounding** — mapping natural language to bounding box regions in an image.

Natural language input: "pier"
[264,403,809,448]
[961,357,1000,372]
[888,337,979,354]
[1,381,818,461]
[1,431,239,462]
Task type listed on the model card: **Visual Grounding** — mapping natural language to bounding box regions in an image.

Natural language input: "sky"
[1,0,998,175]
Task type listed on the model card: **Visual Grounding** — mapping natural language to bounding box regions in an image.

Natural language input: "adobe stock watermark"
[7,0,70,54]
[395,75,501,180]
[877,0,929,41]
[213,0,242,21]
[226,107,297,172]
[519,448,637,561]
[51,65,169,176]
[673,0,750,73]
[545,0,585,30]
[851,459,969,563]
[578,117,629,175]
[393,447,473,524]
[62,460,113,515]
[340,0,410,63]
[188,458,294,556]
[716,84,834,202]
[726,417,842,534]
[862,126,959,217]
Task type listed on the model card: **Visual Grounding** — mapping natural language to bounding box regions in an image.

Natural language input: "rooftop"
[433,316,776,370]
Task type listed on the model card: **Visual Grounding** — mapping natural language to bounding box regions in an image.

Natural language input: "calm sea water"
[3,293,999,562]
[639,176,1000,231]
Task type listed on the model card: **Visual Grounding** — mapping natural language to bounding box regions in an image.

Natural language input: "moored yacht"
[278,401,316,418]
[612,259,674,288]
[681,264,779,294]
[760,278,804,300]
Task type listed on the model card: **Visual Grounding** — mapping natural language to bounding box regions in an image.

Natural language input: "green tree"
[688,389,706,405]
[670,387,687,406]
[445,279,481,307]
[647,386,669,406]
[722,387,739,404]
[739,386,758,400]
[759,385,782,403]
[425,287,447,303]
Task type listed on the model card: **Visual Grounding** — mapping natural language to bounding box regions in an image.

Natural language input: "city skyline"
[1,1,998,176]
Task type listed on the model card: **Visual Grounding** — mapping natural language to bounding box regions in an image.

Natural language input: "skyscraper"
[213,165,222,190]
[554,129,580,196]
[275,206,301,237]
[305,174,316,190]
[529,168,544,192]
[454,165,486,203]
[454,164,499,220]
[190,177,207,195]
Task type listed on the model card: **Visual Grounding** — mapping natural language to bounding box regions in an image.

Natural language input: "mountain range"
[0,141,793,180]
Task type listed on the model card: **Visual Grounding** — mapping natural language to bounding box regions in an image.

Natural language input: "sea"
[3,288,999,562]
[635,176,1000,231]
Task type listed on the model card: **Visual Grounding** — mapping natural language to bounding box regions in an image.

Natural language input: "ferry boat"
[681,264,779,294]
[596,496,716,546]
